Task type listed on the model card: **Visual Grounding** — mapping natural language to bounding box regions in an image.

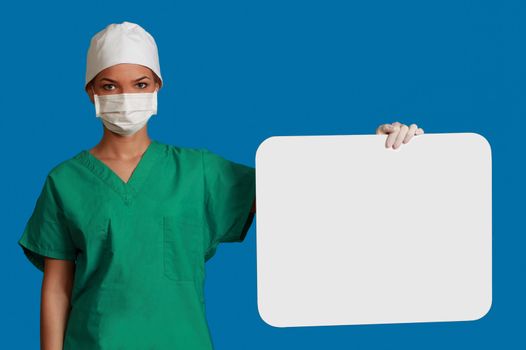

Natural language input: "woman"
[18,21,424,350]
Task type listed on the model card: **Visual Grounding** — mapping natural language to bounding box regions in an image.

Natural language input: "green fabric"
[17,140,256,350]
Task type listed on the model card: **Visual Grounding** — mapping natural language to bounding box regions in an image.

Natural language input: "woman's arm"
[41,258,75,350]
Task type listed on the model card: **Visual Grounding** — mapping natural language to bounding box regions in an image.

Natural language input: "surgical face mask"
[92,87,158,136]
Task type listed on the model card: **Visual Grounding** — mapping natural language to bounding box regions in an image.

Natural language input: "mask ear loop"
[91,84,101,117]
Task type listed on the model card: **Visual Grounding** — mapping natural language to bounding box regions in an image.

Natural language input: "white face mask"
[92,87,158,136]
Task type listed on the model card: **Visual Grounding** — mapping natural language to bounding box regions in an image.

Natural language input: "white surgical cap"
[85,21,163,90]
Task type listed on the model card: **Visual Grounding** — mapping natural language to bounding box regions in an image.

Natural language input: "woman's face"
[87,63,160,103]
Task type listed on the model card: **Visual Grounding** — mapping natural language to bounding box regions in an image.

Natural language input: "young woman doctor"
[18,21,424,350]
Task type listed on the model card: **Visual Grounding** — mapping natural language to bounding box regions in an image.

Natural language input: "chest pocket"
[163,215,202,282]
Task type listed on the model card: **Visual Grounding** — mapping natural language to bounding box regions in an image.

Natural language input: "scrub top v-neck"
[18,139,256,350]
[83,140,159,206]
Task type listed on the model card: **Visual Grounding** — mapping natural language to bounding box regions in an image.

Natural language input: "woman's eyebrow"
[100,77,118,83]
[99,76,151,83]
[134,76,151,82]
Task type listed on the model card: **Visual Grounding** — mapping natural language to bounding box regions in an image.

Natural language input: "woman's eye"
[136,82,148,89]
[102,84,116,91]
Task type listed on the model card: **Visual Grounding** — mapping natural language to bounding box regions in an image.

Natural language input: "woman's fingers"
[393,124,409,149]
[376,123,394,135]
[376,121,425,149]
[387,121,405,148]
[385,123,400,148]
[402,123,418,144]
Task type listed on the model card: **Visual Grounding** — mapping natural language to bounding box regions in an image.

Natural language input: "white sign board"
[255,133,492,327]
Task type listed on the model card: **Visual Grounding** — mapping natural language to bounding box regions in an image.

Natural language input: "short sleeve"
[201,149,256,261]
[18,175,77,272]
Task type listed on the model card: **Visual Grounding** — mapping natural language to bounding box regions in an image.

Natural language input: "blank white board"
[255,133,492,327]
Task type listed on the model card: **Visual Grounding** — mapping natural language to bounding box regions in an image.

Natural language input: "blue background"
[1,0,523,348]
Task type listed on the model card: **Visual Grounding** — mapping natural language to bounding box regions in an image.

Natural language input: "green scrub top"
[17,139,256,350]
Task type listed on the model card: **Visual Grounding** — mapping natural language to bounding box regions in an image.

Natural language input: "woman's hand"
[376,121,424,149]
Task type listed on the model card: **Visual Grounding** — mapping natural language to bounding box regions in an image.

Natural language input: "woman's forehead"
[95,63,154,80]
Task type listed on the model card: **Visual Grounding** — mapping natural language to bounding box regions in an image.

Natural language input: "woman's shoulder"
[159,140,206,159]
